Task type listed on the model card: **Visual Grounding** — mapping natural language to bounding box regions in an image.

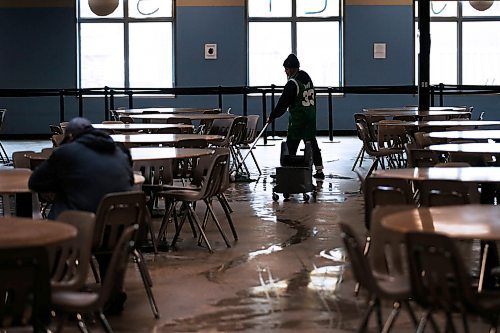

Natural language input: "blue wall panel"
[176,6,246,87]
[0,7,76,89]
[345,5,413,86]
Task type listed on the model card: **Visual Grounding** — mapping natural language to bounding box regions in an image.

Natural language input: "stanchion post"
[128,90,133,108]
[256,89,275,147]
[218,85,223,110]
[78,89,83,118]
[271,85,276,136]
[243,86,248,117]
[323,87,340,144]
[104,86,109,120]
[262,91,267,145]
[266,84,281,141]
[59,90,65,123]
[109,88,115,114]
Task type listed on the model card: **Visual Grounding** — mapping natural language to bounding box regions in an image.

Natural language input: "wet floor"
[1,137,492,332]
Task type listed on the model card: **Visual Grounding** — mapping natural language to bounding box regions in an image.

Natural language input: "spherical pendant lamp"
[88,0,119,16]
[469,0,494,11]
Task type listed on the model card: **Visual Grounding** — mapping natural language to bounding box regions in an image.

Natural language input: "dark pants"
[286,137,323,169]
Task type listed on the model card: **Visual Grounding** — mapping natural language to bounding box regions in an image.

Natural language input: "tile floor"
[0,136,492,332]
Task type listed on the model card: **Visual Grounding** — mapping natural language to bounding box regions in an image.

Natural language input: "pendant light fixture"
[88,0,119,16]
[469,0,494,11]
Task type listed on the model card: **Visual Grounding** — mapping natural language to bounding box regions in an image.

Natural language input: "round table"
[384,120,500,130]
[0,168,31,193]
[371,167,500,183]
[0,216,77,248]
[363,106,469,112]
[382,204,500,241]
[363,110,470,119]
[130,147,214,161]
[0,168,34,217]
[93,123,194,132]
[427,130,500,141]
[428,143,500,154]
[110,133,223,145]
[114,107,220,114]
[129,113,237,121]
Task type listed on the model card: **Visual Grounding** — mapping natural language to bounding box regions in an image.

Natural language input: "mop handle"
[238,122,270,168]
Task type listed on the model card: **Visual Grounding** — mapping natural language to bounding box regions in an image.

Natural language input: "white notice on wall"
[373,43,386,59]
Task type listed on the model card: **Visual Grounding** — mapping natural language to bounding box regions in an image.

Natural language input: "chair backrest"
[190,149,230,198]
[369,205,415,277]
[97,224,138,308]
[208,117,247,148]
[413,131,434,148]
[12,150,35,168]
[51,210,96,292]
[0,109,6,129]
[419,179,479,207]
[242,115,260,145]
[51,134,65,147]
[174,138,208,148]
[405,143,440,167]
[364,176,414,230]
[339,223,378,293]
[0,246,51,331]
[119,116,134,124]
[166,117,192,125]
[229,116,248,146]
[133,159,173,188]
[156,127,182,134]
[355,122,379,156]
[93,191,147,251]
[377,120,408,149]
[50,124,64,135]
[405,231,473,312]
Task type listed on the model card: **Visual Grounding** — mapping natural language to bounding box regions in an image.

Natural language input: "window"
[77,0,174,89]
[248,0,342,87]
[415,1,500,85]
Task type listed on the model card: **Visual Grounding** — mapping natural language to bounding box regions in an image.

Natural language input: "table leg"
[15,193,33,217]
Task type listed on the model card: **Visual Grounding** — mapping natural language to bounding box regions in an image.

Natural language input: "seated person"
[29,116,134,314]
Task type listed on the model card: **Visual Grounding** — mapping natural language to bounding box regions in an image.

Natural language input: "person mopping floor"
[267,53,325,180]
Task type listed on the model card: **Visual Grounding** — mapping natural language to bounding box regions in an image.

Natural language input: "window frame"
[246,0,343,87]
[76,0,175,89]
[414,0,500,85]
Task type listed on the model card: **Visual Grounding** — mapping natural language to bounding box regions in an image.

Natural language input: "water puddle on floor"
[160,264,361,332]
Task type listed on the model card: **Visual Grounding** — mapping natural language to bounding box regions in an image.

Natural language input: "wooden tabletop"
[372,167,500,182]
[427,130,500,141]
[384,120,500,128]
[110,133,223,144]
[0,217,77,248]
[129,113,237,121]
[130,147,214,161]
[382,205,500,240]
[429,143,500,154]
[114,107,221,114]
[363,110,470,118]
[363,106,469,112]
[93,123,194,131]
[0,168,32,193]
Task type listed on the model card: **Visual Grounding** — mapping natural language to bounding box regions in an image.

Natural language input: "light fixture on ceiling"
[469,0,494,11]
[88,0,119,16]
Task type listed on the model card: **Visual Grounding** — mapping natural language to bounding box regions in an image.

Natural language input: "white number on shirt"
[302,89,315,107]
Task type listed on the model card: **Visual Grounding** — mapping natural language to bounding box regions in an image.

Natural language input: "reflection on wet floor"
[161,264,360,332]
